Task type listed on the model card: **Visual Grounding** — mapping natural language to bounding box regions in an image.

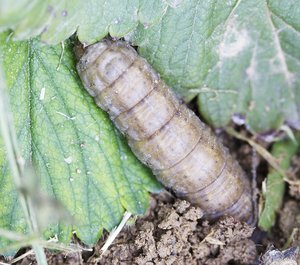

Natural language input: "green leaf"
[0,31,161,250]
[130,0,300,132]
[258,136,299,231]
[1,0,299,132]
[0,0,168,44]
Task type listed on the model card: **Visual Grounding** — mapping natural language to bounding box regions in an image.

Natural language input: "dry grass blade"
[99,211,132,257]
[0,66,47,264]
[226,128,296,183]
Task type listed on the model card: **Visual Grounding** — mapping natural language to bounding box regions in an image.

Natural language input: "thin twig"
[251,148,258,224]
[10,249,35,264]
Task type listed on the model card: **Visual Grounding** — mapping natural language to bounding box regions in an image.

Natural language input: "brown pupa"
[76,40,255,224]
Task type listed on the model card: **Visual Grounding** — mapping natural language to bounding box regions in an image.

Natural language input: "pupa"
[76,40,255,224]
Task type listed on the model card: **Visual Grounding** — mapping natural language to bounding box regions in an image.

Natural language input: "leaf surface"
[1,0,299,132]
[0,0,168,44]
[0,32,161,249]
[130,0,300,132]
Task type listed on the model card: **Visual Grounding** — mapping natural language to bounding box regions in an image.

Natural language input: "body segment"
[77,40,254,224]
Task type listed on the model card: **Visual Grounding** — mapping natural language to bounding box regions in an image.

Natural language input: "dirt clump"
[288,155,300,200]
[278,200,300,265]
[279,200,300,240]
[93,193,256,265]
[12,249,84,265]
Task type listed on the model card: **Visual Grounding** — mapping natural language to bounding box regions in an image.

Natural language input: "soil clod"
[95,194,256,265]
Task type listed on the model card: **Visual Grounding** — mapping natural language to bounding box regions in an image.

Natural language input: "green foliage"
[258,136,299,231]
[0,0,300,251]
[131,0,300,132]
[1,0,299,132]
[0,32,161,251]
[0,0,168,44]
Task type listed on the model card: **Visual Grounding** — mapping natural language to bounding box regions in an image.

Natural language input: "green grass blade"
[258,136,300,231]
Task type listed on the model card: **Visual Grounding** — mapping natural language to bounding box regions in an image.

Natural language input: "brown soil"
[3,191,299,265]
[93,193,256,265]
[4,193,258,265]
[2,132,300,265]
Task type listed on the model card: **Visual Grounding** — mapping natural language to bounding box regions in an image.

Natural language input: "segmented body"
[77,40,254,224]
